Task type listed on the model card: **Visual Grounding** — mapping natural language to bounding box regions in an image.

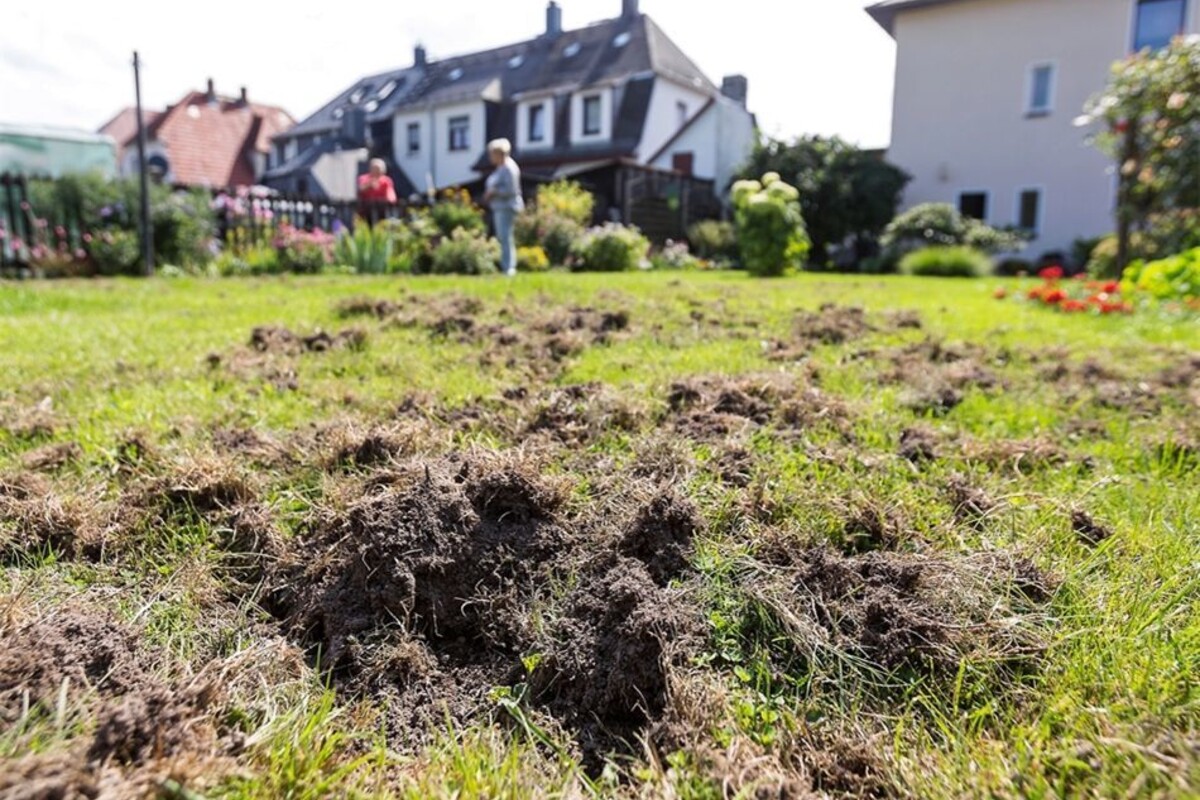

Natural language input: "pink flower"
[54,226,66,238]
[82,233,93,244]
[74,248,86,260]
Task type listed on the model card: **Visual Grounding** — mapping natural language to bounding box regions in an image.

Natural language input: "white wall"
[647,95,755,195]
[888,0,1200,257]
[393,100,486,190]
[637,78,711,163]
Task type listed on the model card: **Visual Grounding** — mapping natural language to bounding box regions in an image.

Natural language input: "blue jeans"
[493,208,517,274]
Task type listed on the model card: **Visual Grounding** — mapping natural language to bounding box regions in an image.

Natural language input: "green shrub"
[88,229,141,276]
[650,240,704,271]
[687,220,738,262]
[517,245,550,273]
[1086,235,1120,278]
[275,225,333,274]
[429,191,486,237]
[881,204,1025,272]
[731,173,810,276]
[152,189,215,267]
[379,214,439,274]
[532,181,594,226]
[570,223,650,272]
[1088,209,1200,278]
[899,246,992,278]
[431,228,499,275]
[335,223,394,274]
[1121,247,1200,301]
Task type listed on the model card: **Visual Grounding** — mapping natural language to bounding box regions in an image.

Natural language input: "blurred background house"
[100,80,296,189]
[0,123,117,178]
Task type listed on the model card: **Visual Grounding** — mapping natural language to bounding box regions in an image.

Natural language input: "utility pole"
[133,51,154,276]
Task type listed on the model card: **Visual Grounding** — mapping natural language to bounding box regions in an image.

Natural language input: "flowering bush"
[517,245,550,273]
[731,172,810,276]
[650,240,705,271]
[274,224,334,273]
[89,229,141,276]
[531,181,594,226]
[686,220,738,263]
[1001,265,1132,315]
[900,245,991,277]
[430,189,486,237]
[1121,247,1200,306]
[570,223,650,272]
[881,204,1026,266]
[516,212,584,266]
[431,228,499,275]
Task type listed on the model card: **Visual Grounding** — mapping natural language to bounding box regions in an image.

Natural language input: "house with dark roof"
[867,0,1199,258]
[100,80,296,188]
[265,0,755,213]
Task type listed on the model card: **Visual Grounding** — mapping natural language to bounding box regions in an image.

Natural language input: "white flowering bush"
[570,223,650,272]
[731,172,810,276]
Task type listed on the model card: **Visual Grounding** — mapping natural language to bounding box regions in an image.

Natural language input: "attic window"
[186,105,201,119]
[333,108,345,120]
[364,100,380,113]
[378,80,399,100]
[349,89,365,104]
[563,42,582,58]
[448,67,464,81]
[613,32,632,48]
[508,54,525,69]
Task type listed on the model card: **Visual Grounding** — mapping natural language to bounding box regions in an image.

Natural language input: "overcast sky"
[0,0,897,148]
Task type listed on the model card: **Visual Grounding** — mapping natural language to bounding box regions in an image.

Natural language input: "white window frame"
[958,190,990,223]
[448,115,470,152]
[1025,62,1056,117]
[406,122,421,157]
[518,98,555,150]
[582,94,603,136]
[1015,186,1045,238]
[1130,0,1188,52]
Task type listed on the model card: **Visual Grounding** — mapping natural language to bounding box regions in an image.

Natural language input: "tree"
[738,136,910,268]
[1080,35,1200,271]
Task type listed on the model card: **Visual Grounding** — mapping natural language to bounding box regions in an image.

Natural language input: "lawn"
[1,271,1197,798]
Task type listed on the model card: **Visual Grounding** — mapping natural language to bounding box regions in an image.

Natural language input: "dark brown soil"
[249,325,368,354]
[1071,510,1113,547]
[0,473,114,562]
[0,751,101,800]
[898,427,940,463]
[275,456,704,763]
[0,609,146,725]
[20,441,83,472]
[666,375,849,443]
[948,476,997,530]
[523,383,646,444]
[88,682,217,765]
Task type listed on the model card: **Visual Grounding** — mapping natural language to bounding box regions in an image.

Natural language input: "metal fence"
[1,173,31,275]
[212,192,412,248]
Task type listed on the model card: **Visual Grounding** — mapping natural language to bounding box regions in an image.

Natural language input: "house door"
[672,152,694,177]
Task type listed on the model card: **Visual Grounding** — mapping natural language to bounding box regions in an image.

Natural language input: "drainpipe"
[428,107,437,200]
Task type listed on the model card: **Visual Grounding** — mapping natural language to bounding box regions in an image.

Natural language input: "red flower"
[1039,266,1065,281]
[1102,281,1120,294]
[1043,289,1067,305]
[1061,300,1089,313]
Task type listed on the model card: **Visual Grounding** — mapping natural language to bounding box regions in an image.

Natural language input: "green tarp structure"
[0,123,117,178]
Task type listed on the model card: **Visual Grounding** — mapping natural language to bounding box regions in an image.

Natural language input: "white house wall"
[392,101,486,192]
[648,107,717,178]
[887,0,1200,257]
[637,79,712,165]
[648,95,754,193]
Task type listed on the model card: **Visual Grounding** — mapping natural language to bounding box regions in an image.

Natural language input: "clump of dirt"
[1158,353,1200,389]
[765,304,875,361]
[0,473,116,562]
[89,681,217,765]
[0,608,146,724]
[618,490,704,585]
[20,441,83,472]
[963,437,1080,476]
[1071,510,1113,547]
[336,296,402,319]
[884,340,1002,416]
[249,325,368,354]
[277,456,703,764]
[0,397,58,440]
[522,383,647,445]
[840,499,908,554]
[666,375,849,442]
[948,475,997,530]
[0,751,102,800]
[749,542,1052,682]
[898,426,940,463]
[211,427,289,467]
[885,309,924,330]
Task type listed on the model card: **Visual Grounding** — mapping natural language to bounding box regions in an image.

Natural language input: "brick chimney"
[721,75,749,108]
[206,78,217,103]
[546,1,563,37]
[622,0,639,18]
[414,44,427,67]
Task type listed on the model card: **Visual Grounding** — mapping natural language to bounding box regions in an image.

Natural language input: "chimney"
[721,74,749,108]
[414,44,427,67]
[239,86,249,105]
[206,78,217,102]
[621,0,639,18]
[546,1,563,37]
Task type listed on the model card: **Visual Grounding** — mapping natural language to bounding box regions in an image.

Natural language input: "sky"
[0,0,897,148]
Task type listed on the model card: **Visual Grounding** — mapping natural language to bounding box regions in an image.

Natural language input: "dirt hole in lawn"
[273,454,705,768]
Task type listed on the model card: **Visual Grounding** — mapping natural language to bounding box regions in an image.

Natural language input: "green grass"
[1,271,1198,798]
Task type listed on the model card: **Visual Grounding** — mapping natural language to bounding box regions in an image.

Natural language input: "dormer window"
[564,42,582,58]
[508,54,525,69]
[349,89,365,105]
[583,95,602,136]
[529,104,547,143]
[613,31,632,48]
[1134,0,1186,51]
[378,80,399,100]
[448,68,464,82]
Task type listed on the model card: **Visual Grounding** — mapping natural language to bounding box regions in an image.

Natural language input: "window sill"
[1025,109,1052,119]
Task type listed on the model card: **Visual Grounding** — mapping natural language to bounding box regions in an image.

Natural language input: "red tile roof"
[102,88,295,188]
[97,107,164,161]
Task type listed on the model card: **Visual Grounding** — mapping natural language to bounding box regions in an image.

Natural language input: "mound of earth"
[275,456,705,764]
[666,374,848,442]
